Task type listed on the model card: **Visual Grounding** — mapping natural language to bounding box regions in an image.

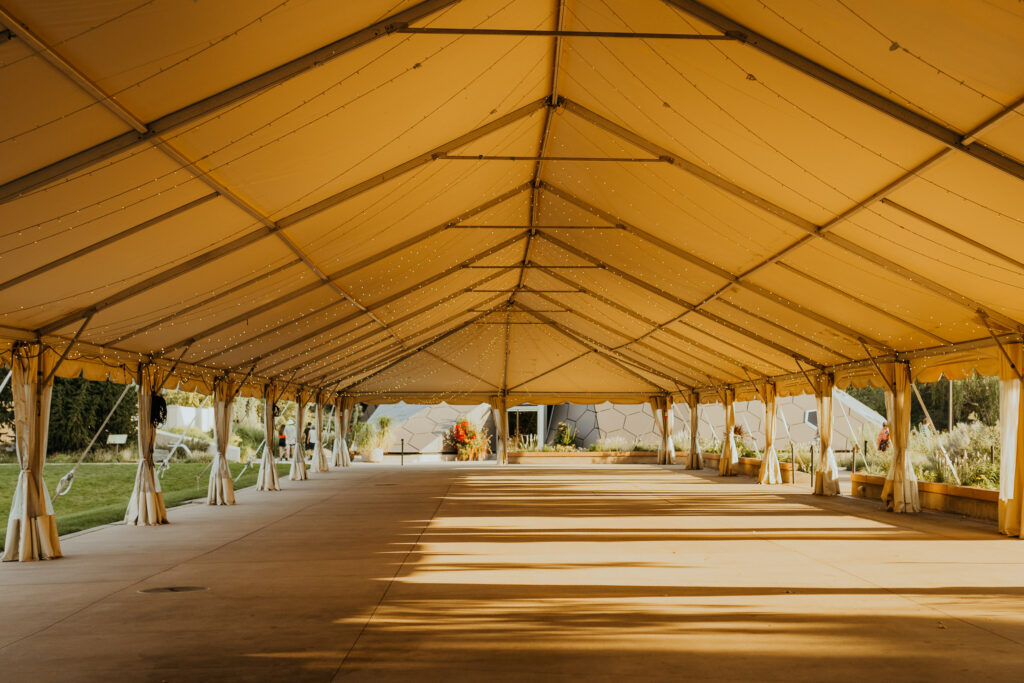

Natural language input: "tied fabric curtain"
[759,383,783,485]
[687,394,703,470]
[719,389,739,476]
[208,379,236,506]
[312,400,330,473]
[289,392,309,481]
[333,396,353,468]
[813,374,841,496]
[3,344,61,562]
[491,396,508,465]
[882,363,920,513]
[125,365,168,526]
[664,397,676,465]
[999,344,1024,537]
[257,385,280,491]
[649,395,676,465]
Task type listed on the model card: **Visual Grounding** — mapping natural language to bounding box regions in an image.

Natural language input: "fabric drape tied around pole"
[759,383,783,485]
[208,378,236,505]
[125,365,168,526]
[290,393,308,481]
[333,396,353,468]
[649,395,675,465]
[256,385,281,491]
[312,400,330,473]
[813,373,841,496]
[491,395,508,465]
[2,344,62,562]
[999,343,1024,537]
[687,394,703,470]
[719,389,739,476]
[881,363,920,512]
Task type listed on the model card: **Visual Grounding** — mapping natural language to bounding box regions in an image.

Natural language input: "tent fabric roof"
[1,0,1023,404]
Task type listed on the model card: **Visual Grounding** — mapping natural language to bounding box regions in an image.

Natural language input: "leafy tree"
[847,374,998,430]
[0,373,137,455]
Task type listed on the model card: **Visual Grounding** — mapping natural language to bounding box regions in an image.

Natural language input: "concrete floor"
[2,464,1023,682]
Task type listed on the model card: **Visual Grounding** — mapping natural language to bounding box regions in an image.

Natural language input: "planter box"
[695,453,803,484]
[508,451,658,465]
[851,472,998,522]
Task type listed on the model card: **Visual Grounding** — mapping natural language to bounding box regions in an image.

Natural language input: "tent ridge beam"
[389,25,736,40]
[661,0,1024,183]
[0,0,462,204]
[437,154,666,162]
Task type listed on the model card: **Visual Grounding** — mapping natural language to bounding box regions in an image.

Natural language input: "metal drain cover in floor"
[138,586,208,594]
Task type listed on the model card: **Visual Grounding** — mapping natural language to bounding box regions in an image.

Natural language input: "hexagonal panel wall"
[364,390,884,454]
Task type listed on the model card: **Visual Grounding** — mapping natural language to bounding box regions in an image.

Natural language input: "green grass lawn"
[0,461,291,552]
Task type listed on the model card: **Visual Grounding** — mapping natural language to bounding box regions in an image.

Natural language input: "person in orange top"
[876,421,891,452]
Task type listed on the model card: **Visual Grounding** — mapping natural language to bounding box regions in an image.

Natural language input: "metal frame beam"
[297,295,507,387]
[772,262,952,345]
[330,302,509,389]
[249,269,515,376]
[542,182,892,352]
[162,231,527,359]
[531,266,786,375]
[33,111,537,337]
[0,192,219,292]
[0,0,463,203]
[390,25,735,40]
[880,198,1024,273]
[437,154,664,162]
[98,260,301,347]
[662,0,1024,183]
[512,302,680,390]
[170,186,527,359]
[560,98,1023,333]
[534,231,823,368]
[521,287,717,385]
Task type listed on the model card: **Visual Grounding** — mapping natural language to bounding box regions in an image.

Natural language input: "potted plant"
[445,418,490,460]
[366,416,392,463]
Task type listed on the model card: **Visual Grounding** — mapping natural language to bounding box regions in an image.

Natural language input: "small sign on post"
[107,433,128,458]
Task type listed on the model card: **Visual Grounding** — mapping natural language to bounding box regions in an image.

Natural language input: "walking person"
[284,419,297,459]
[303,421,313,458]
[277,424,287,457]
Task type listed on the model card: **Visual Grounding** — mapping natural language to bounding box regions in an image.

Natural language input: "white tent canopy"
[1,0,1023,407]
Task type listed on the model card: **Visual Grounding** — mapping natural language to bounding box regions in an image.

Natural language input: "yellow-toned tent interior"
[1,0,1023,409]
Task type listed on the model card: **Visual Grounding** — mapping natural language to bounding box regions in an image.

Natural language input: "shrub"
[555,422,578,449]
[446,417,490,460]
[235,425,265,455]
